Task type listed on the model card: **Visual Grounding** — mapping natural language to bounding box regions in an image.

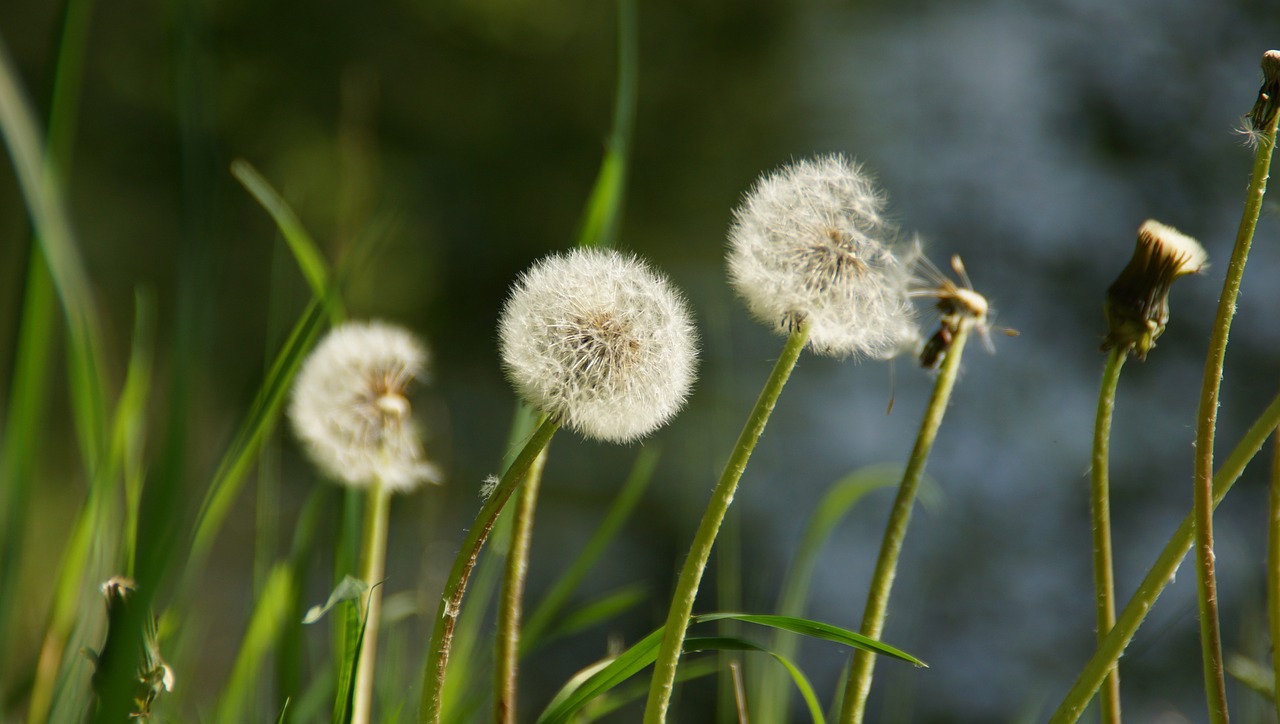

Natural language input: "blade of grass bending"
[117,291,155,577]
[1191,54,1280,724]
[215,564,297,724]
[582,659,721,723]
[232,159,345,322]
[693,614,924,667]
[755,464,905,722]
[839,321,973,724]
[572,0,636,251]
[0,0,96,665]
[1050,388,1280,722]
[522,447,658,654]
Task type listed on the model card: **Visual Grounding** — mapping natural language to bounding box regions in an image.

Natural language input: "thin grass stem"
[419,415,560,724]
[1050,388,1280,722]
[642,321,810,724]
[351,481,392,724]
[494,444,551,723]
[838,320,973,724]
[1192,74,1280,724]
[1270,426,1280,724]
[1091,346,1126,723]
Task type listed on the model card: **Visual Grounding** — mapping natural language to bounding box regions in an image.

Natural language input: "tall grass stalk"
[1090,347,1126,723]
[1191,55,1280,724]
[1050,388,1280,722]
[419,416,560,724]
[642,321,810,724]
[495,446,550,723]
[838,320,973,724]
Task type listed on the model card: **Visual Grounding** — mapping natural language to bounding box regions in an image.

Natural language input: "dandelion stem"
[1270,423,1280,724]
[1050,389,1280,723]
[643,321,810,724]
[351,480,391,724]
[839,319,973,724]
[1192,72,1279,724]
[419,416,559,724]
[1090,346,1126,724]
[494,442,551,724]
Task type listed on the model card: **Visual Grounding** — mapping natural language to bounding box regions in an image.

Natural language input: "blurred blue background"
[2,0,1279,720]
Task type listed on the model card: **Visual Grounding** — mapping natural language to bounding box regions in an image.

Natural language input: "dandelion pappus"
[910,253,1017,370]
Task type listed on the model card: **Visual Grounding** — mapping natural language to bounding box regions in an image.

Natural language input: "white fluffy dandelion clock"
[727,154,918,358]
[289,321,439,492]
[498,248,698,443]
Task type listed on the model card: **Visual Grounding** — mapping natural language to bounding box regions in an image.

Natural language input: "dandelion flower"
[1102,219,1207,360]
[498,248,698,443]
[727,154,917,358]
[289,321,439,491]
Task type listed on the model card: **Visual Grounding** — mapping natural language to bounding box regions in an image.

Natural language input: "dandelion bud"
[289,321,439,491]
[498,248,698,443]
[727,154,918,358]
[1102,220,1208,360]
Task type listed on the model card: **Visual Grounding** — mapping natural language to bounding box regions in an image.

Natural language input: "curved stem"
[494,444,550,724]
[1192,89,1279,724]
[642,322,810,724]
[418,416,559,724]
[838,320,973,724]
[1090,347,1126,723]
[351,480,391,724]
[1050,389,1280,723]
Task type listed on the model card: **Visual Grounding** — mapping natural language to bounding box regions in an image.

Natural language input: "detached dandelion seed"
[499,247,698,443]
[289,321,439,491]
[727,154,918,358]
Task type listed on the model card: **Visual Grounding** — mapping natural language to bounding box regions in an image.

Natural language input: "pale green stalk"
[643,321,810,724]
[1090,347,1126,723]
[351,480,392,724]
[838,320,973,724]
[420,416,560,724]
[1269,424,1280,724]
[1050,389,1280,723]
[495,445,551,723]
[1191,80,1279,724]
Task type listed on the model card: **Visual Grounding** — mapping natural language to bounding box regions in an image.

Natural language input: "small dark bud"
[1102,220,1207,360]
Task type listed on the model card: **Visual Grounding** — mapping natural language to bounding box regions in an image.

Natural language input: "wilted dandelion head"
[289,321,439,492]
[1102,219,1208,360]
[498,248,698,443]
[727,154,918,358]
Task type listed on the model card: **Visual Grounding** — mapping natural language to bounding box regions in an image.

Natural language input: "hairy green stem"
[351,481,391,724]
[839,320,973,724]
[1192,87,1279,724]
[1050,389,1280,722]
[1091,347,1126,723]
[642,322,810,723]
[494,444,550,724]
[419,416,559,724]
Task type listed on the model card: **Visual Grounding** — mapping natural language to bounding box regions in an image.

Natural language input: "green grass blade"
[116,290,155,577]
[1226,653,1276,701]
[571,0,636,250]
[755,464,905,721]
[574,658,720,723]
[533,585,647,651]
[523,447,657,653]
[232,158,344,321]
[214,564,297,724]
[693,613,925,667]
[682,637,825,724]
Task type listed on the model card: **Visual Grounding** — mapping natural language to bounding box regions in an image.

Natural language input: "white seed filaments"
[728,154,918,358]
[289,321,440,492]
[498,248,698,443]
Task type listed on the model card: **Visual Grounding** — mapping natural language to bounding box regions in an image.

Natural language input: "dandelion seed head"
[498,248,698,443]
[1102,220,1208,360]
[727,154,918,358]
[289,321,440,492]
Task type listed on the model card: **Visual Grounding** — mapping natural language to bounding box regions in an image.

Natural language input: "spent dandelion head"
[498,248,698,443]
[1238,49,1280,148]
[1102,219,1207,360]
[289,321,440,491]
[727,154,918,358]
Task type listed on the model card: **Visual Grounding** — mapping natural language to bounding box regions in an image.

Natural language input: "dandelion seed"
[727,154,918,358]
[498,248,698,443]
[1102,220,1207,360]
[289,321,440,491]
[480,474,499,501]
